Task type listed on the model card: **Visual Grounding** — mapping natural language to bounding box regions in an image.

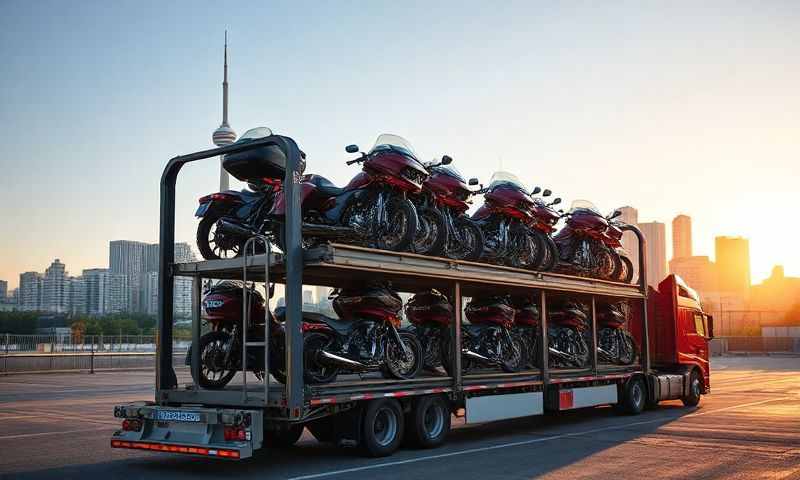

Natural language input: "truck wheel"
[264,423,304,448]
[682,369,702,407]
[620,377,646,414]
[405,395,451,449]
[361,398,404,457]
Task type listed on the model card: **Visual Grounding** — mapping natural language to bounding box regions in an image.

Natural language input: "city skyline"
[2,3,800,287]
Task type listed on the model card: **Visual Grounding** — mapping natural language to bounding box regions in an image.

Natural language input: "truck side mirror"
[705,314,714,340]
[441,155,453,165]
[468,178,479,186]
[345,144,360,153]
[531,186,541,195]
[543,189,552,197]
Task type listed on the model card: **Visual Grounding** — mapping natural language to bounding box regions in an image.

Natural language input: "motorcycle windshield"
[487,171,529,194]
[431,164,466,183]
[570,199,601,215]
[369,134,419,160]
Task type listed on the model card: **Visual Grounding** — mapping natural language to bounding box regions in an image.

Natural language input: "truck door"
[682,310,710,388]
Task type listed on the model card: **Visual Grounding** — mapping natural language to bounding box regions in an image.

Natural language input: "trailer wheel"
[361,398,404,457]
[682,369,702,407]
[264,423,304,448]
[405,395,451,449]
[619,376,646,415]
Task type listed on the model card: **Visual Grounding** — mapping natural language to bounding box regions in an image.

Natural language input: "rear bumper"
[111,403,264,460]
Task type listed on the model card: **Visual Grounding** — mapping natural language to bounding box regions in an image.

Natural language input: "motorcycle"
[548,301,591,368]
[411,159,485,261]
[267,134,426,253]
[601,217,635,284]
[597,300,637,365]
[187,281,287,388]
[299,283,423,384]
[472,172,544,269]
[442,295,525,374]
[553,200,625,281]
[527,186,564,271]
[404,289,453,372]
[195,127,298,260]
[510,296,540,369]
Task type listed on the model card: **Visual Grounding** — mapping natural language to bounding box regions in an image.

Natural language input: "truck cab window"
[693,313,705,337]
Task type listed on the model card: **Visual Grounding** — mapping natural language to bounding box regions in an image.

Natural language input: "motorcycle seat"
[303,312,354,334]
[306,174,346,197]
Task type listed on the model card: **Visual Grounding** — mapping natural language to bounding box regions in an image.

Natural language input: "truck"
[111,135,713,460]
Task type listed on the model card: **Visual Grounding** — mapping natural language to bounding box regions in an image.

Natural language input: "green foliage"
[0,312,39,334]
[0,311,158,335]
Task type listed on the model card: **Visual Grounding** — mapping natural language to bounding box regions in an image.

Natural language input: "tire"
[197,211,245,260]
[619,376,646,414]
[404,395,451,449]
[447,217,485,262]
[617,254,634,284]
[595,247,620,280]
[412,206,447,256]
[361,399,404,457]
[193,331,237,389]
[383,331,423,380]
[264,424,304,448]
[376,196,418,252]
[508,224,543,269]
[682,369,702,407]
[534,231,559,271]
[303,331,339,384]
[500,333,525,373]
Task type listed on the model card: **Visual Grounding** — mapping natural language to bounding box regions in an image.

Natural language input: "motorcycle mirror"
[543,189,552,197]
[611,209,622,219]
[441,155,453,165]
[345,144,360,154]
[268,283,276,298]
[552,197,562,205]
[558,209,565,213]
[468,178,479,186]
[531,186,542,195]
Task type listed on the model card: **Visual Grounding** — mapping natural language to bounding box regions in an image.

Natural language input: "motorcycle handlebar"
[346,159,361,166]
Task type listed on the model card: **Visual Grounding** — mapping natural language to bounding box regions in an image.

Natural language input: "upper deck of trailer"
[173,243,645,299]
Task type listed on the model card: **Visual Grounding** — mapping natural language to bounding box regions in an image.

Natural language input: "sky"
[1,1,799,289]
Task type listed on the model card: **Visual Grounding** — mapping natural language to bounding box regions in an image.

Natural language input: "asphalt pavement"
[0,356,798,480]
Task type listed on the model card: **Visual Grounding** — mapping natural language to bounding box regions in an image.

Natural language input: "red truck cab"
[649,274,713,402]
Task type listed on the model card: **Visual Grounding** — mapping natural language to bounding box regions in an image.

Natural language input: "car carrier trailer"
[111,135,713,459]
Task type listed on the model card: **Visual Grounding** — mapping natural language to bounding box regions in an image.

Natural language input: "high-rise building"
[67,276,87,315]
[617,206,640,278]
[637,221,667,288]
[0,280,6,300]
[143,272,159,316]
[669,256,718,296]
[19,272,43,311]
[110,240,149,312]
[750,265,800,313]
[82,268,127,315]
[212,31,237,191]
[672,215,692,260]
[715,236,750,294]
[42,259,69,313]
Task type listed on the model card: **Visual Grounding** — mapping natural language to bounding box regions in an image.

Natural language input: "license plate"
[195,203,211,217]
[155,410,201,423]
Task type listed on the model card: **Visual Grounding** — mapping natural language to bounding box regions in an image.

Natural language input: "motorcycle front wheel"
[193,331,238,389]
[412,206,447,256]
[617,254,635,284]
[500,333,525,373]
[375,196,418,252]
[382,331,423,380]
[533,230,559,272]
[447,216,485,262]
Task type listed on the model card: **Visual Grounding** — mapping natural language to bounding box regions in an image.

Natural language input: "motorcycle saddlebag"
[222,143,286,181]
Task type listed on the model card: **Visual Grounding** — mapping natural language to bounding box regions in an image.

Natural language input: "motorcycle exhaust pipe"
[217,219,258,238]
[302,223,357,238]
[462,349,496,364]
[317,349,367,370]
[548,346,574,362]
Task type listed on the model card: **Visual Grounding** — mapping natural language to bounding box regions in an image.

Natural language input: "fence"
[711,336,800,356]
[1,333,190,374]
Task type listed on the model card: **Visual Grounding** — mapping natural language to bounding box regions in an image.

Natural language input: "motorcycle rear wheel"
[412,206,447,256]
[375,196,418,252]
[197,212,245,260]
[303,331,340,384]
[447,216,485,262]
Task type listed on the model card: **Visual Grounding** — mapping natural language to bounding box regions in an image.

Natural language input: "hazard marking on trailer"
[559,390,574,409]
[309,387,453,406]
[548,372,637,385]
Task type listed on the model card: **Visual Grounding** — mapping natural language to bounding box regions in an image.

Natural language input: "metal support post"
[90,335,95,374]
[191,275,202,392]
[539,290,549,385]
[451,282,463,388]
[590,296,598,375]
[620,224,649,373]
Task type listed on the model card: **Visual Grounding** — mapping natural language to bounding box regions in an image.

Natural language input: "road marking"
[285,396,792,480]
[0,426,109,440]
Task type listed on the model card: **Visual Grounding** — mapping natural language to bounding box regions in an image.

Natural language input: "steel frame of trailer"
[156,137,650,420]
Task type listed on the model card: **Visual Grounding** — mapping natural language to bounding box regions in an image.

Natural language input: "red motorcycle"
[472,172,543,269]
[187,281,287,388]
[527,187,564,271]
[404,289,453,372]
[510,296,540,369]
[268,134,426,252]
[601,218,635,283]
[553,200,630,281]
[597,300,637,365]
[548,301,590,368]
[411,161,485,261]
